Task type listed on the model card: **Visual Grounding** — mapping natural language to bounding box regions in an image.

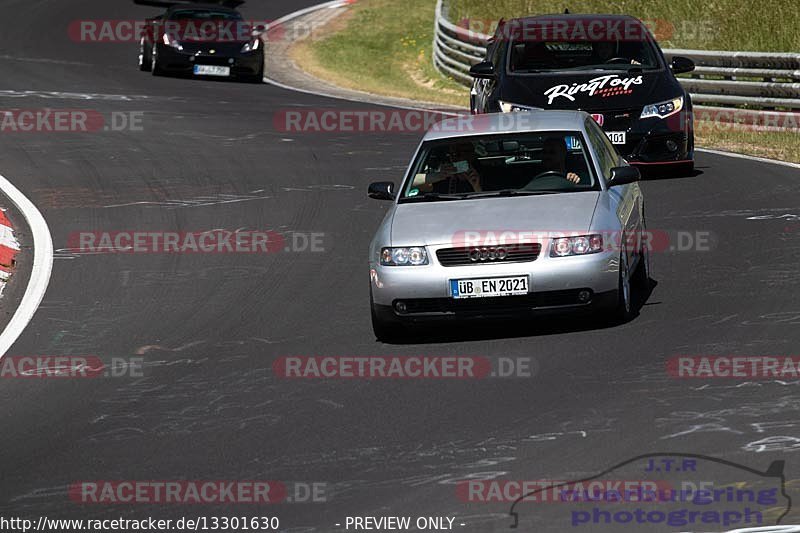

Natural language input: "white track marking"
[697,148,800,170]
[0,173,54,358]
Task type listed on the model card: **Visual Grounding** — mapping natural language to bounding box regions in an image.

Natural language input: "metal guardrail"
[432,0,800,122]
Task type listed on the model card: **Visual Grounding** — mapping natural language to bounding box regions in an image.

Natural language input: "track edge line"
[0,173,54,358]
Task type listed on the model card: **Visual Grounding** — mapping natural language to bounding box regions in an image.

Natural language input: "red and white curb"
[0,208,20,296]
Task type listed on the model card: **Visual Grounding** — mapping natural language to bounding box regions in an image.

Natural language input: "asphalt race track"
[1,0,800,531]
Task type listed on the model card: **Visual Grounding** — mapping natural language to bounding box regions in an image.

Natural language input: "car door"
[586,118,642,269]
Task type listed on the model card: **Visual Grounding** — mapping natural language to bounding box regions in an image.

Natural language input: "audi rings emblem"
[469,246,509,262]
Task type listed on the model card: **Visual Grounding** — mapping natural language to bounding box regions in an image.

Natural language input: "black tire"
[138,39,152,71]
[614,249,634,323]
[151,46,163,76]
[248,61,264,83]
[632,220,650,291]
[670,129,695,176]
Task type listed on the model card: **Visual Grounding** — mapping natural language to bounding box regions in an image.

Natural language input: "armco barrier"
[433,0,800,127]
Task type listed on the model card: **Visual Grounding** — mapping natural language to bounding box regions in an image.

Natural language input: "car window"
[503,19,661,74]
[399,132,598,202]
[488,39,504,67]
[584,118,617,181]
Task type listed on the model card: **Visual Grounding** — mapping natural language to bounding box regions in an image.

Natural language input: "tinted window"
[502,19,661,74]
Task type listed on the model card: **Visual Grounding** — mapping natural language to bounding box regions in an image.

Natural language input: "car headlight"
[241,38,261,52]
[380,247,428,266]
[498,101,542,113]
[161,33,183,50]
[640,96,683,119]
[550,235,603,257]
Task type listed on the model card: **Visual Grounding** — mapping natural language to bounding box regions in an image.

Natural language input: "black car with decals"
[135,0,265,82]
[470,14,695,172]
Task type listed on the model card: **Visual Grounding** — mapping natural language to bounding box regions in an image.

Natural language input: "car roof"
[422,111,588,142]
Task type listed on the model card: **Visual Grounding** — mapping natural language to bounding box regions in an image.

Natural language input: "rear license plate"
[450,276,529,299]
[194,65,231,77]
[606,131,627,145]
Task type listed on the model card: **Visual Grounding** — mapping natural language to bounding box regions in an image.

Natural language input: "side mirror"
[368,181,395,200]
[469,61,496,79]
[608,166,641,187]
[670,56,695,75]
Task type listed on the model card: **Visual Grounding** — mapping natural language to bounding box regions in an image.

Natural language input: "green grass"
[448,0,800,52]
[695,122,800,163]
[296,0,467,106]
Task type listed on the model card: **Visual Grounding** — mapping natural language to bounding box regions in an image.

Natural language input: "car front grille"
[436,244,541,267]
[591,107,642,131]
[180,42,244,56]
[192,55,234,66]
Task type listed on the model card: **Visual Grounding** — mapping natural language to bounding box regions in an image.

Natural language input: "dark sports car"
[136,0,265,82]
[470,14,695,173]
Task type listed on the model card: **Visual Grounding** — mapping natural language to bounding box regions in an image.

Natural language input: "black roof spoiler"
[133,0,245,8]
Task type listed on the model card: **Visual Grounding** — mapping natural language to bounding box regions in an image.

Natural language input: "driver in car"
[594,41,642,65]
[416,142,482,194]
[539,138,582,184]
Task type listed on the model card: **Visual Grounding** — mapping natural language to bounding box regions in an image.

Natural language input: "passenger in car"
[417,142,483,194]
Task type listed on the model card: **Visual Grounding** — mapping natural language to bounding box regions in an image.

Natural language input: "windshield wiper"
[460,189,559,199]
[400,192,466,202]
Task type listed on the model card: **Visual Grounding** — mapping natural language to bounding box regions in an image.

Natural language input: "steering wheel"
[531,170,564,180]
[523,171,571,191]
[604,57,631,64]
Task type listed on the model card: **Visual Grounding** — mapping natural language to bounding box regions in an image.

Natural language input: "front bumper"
[154,43,263,77]
[608,113,693,164]
[370,247,620,320]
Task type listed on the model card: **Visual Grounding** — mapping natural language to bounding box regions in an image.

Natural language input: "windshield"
[399,132,598,202]
[509,39,660,73]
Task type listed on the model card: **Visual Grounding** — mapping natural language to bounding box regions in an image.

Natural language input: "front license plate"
[450,276,529,299]
[606,131,627,145]
[194,65,231,77]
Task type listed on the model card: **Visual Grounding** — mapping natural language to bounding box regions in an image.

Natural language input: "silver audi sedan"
[367,111,649,341]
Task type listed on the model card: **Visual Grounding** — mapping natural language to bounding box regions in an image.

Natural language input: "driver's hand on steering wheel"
[565,172,580,184]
